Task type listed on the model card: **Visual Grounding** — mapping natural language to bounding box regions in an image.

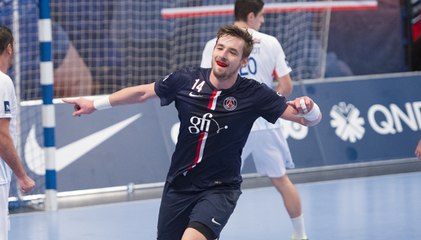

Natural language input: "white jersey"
[201,28,292,131]
[201,28,291,84]
[0,71,16,184]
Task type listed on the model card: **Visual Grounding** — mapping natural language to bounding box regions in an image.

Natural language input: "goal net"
[3,0,337,209]
[48,0,333,97]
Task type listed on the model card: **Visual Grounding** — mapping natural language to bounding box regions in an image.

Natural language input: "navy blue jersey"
[155,67,288,188]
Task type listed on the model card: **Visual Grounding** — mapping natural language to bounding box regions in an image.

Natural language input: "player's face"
[211,35,248,81]
[249,10,265,31]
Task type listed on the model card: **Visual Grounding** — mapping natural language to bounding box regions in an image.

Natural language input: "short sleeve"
[154,70,189,106]
[0,77,14,119]
[273,40,292,78]
[255,83,288,123]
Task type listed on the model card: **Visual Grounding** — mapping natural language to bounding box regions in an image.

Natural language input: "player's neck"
[0,54,11,73]
[209,71,237,90]
[0,60,8,73]
[234,21,256,31]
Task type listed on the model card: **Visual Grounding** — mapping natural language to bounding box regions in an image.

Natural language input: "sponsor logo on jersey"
[3,101,10,113]
[188,113,228,135]
[211,217,221,226]
[189,92,203,98]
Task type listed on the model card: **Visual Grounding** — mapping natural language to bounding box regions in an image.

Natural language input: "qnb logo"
[367,101,421,135]
[188,113,228,134]
[330,102,365,143]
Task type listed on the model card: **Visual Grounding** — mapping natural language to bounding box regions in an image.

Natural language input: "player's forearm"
[0,130,28,178]
[275,75,293,96]
[275,82,292,96]
[109,83,157,107]
[64,83,158,116]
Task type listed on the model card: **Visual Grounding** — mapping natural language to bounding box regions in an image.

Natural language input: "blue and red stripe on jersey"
[188,90,221,170]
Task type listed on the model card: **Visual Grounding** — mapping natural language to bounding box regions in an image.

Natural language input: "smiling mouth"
[216,61,228,67]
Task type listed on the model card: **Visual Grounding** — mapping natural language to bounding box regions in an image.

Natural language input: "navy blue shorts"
[157,174,241,240]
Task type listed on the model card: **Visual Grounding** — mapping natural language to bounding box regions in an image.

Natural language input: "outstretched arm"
[63,82,157,117]
[280,96,322,127]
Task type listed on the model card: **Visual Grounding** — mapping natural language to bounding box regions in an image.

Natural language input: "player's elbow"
[275,81,293,96]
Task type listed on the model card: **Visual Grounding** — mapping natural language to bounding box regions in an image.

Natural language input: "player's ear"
[247,12,255,22]
[7,43,13,55]
[240,57,248,67]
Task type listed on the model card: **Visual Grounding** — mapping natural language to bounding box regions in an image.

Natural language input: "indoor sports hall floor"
[9,171,421,240]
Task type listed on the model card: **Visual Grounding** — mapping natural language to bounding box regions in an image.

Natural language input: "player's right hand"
[62,98,95,117]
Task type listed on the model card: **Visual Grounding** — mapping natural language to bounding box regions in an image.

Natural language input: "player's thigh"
[157,181,196,240]
[189,188,241,238]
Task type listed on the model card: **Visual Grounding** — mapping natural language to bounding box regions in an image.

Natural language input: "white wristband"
[303,103,321,121]
[93,96,112,110]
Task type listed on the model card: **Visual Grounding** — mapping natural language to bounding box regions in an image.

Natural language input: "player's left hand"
[287,97,315,115]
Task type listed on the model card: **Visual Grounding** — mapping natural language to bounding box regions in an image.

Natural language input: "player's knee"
[187,221,217,240]
[270,174,293,187]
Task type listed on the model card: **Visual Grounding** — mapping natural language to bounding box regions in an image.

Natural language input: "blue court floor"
[9,171,421,240]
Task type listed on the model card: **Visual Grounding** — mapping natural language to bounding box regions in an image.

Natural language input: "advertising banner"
[18,73,421,192]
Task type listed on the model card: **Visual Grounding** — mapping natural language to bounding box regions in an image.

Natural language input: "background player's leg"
[271,175,301,218]
[271,175,307,240]
[0,184,10,240]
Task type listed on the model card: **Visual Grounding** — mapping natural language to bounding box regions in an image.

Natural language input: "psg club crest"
[223,97,237,111]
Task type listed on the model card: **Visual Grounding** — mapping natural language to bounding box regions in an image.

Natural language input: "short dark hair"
[234,0,265,22]
[0,26,13,55]
[216,25,254,59]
